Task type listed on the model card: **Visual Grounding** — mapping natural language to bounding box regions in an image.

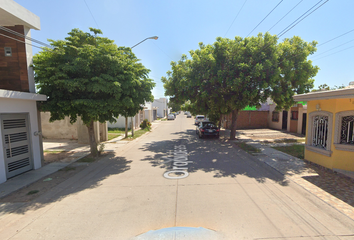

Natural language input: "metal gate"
[1,114,33,178]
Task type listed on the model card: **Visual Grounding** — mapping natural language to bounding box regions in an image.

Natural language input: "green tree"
[162,33,319,139]
[34,28,154,155]
[117,47,155,138]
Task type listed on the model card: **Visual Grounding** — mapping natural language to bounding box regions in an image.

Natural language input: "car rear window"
[197,116,204,119]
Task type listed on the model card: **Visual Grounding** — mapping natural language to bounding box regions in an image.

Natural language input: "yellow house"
[293,85,354,172]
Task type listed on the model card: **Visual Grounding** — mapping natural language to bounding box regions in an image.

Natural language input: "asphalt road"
[0,114,354,239]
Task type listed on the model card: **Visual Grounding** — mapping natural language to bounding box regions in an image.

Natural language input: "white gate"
[1,114,33,178]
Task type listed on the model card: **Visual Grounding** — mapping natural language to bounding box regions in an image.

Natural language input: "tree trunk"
[125,116,128,138]
[230,109,239,140]
[87,120,98,157]
[131,117,134,137]
[218,114,222,129]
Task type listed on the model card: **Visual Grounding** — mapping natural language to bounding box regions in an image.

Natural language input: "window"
[306,111,333,156]
[4,47,12,57]
[334,111,354,152]
[272,112,279,122]
[291,111,298,120]
[312,115,328,149]
[340,116,354,144]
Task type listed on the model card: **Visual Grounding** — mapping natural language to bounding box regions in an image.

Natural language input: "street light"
[131,36,158,49]
[130,36,158,136]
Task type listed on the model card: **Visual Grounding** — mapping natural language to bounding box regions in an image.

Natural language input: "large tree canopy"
[162,33,319,139]
[34,28,154,155]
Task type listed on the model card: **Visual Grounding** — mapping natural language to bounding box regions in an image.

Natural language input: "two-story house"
[0,0,46,183]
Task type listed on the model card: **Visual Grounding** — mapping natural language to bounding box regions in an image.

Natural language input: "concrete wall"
[41,112,78,139]
[41,112,107,144]
[0,98,42,184]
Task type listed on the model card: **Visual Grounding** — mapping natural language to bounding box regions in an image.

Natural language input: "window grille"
[272,112,279,122]
[340,115,354,144]
[312,115,328,149]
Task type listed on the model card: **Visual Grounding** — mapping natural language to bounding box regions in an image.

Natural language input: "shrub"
[140,119,151,130]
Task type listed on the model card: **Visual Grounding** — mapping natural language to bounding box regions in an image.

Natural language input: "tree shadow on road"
[0,153,131,215]
[139,129,289,186]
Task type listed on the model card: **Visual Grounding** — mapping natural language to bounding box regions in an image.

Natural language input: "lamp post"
[131,36,158,49]
[130,36,158,137]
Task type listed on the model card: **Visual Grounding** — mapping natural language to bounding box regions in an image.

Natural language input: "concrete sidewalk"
[0,136,128,199]
[240,140,354,221]
[0,122,161,199]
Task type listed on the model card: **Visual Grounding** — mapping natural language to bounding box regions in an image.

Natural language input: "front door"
[1,114,33,178]
[282,111,288,130]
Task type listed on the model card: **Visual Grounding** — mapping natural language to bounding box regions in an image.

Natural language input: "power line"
[224,0,248,37]
[267,0,303,32]
[0,32,51,51]
[246,0,283,37]
[318,28,354,47]
[312,38,354,58]
[83,0,100,29]
[0,25,52,48]
[312,45,354,61]
[278,0,328,38]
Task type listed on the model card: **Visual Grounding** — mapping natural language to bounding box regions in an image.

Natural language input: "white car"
[167,114,175,120]
[195,115,205,125]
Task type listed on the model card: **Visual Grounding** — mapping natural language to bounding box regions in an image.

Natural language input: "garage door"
[1,114,33,178]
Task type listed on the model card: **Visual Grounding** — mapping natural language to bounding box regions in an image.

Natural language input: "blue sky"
[14,0,354,98]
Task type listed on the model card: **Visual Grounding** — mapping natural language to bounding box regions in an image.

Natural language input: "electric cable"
[0,25,52,48]
[224,0,248,37]
[318,28,354,47]
[312,38,354,59]
[267,0,303,32]
[312,45,354,61]
[0,32,52,51]
[278,0,329,38]
[246,0,283,37]
[83,0,100,29]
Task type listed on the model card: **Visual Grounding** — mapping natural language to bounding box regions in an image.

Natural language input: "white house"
[107,102,157,129]
[0,1,46,183]
[152,98,168,118]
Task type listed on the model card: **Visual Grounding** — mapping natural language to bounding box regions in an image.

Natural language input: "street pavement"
[0,115,354,239]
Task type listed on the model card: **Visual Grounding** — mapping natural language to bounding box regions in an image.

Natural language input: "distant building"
[152,98,169,118]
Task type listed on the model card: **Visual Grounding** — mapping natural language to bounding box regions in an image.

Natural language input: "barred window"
[272,112,279,122]
[340,115,354,144]
[312,115,328,149]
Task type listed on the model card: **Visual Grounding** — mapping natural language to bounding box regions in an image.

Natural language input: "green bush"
[140,119,151,130]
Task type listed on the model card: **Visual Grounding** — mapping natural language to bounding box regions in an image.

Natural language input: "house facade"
[152,98,168,118]
[294,85,354,172]
[268,101,307,135]
[0,1,46,183]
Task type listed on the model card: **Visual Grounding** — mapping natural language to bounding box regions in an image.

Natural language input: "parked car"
[187,113,192,118]
[195,115,205,125]
[167,114,175,120]
[196,121,220,138]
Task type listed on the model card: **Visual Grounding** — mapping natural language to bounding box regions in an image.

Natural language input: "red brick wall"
[0,25,29,92]
[222,111,269,129]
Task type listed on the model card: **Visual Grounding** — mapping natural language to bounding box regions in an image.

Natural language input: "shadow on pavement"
[0,153,132,215]
[139,129,289,186]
